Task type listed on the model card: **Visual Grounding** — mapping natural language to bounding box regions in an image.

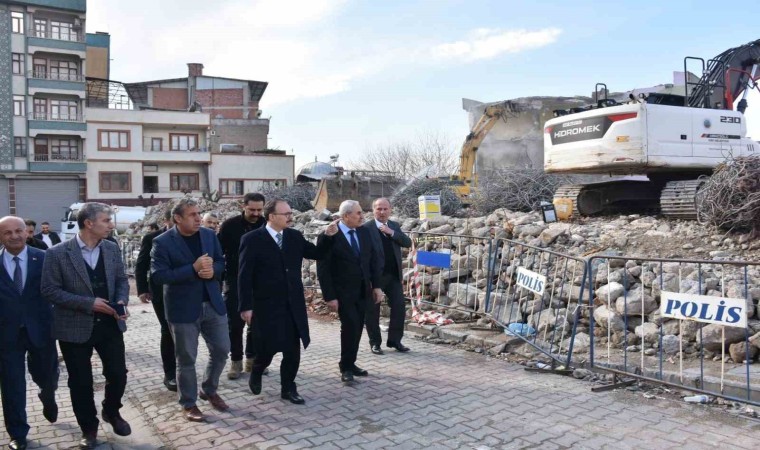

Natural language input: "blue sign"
[416,251,451,269]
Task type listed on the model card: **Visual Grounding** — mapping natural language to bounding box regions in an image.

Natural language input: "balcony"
[27,27,86,53]
[29,153,85,173]
[28,112,86,133]
[28,70,85,92]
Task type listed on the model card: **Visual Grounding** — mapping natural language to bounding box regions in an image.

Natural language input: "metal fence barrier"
[585,255,760,406]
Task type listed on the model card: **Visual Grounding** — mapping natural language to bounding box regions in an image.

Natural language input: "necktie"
[348,229,360,258]
[275,232,283,249]
[12,256,23,294]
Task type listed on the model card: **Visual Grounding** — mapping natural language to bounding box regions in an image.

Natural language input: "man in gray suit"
[363,198,412,354]
[41,203,131,450]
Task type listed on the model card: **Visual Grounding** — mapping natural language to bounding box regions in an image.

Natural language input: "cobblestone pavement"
[2,299,760,449]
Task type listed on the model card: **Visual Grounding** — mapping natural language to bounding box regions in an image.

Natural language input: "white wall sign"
[516,267,546,296]
[660,291,747,328]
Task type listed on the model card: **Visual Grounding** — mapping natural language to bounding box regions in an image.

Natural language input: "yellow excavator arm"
[453,101,517,198]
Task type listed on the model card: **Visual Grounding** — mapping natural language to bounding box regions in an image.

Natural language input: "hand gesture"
[325,219,340,237]
[378,224,394,237]
[372,288,384,304]
[198,267,214,279]
[326,299,339,312]
[93,298,116,316]
[241,310,253,325]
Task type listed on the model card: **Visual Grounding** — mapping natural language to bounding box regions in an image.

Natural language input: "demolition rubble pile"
[293,208,760,359]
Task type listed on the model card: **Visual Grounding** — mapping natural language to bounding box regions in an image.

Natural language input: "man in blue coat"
[151,199,229,422]
[0,216,59,450]
[238,199,338,404]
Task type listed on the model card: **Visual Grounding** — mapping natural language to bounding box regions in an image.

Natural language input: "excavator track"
[553,185,582,218]
[659,180,704,220]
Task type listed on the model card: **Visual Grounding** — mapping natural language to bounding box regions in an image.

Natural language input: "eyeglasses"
[272,212,294,217]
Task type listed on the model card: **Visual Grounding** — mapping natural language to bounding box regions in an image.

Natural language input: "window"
[50,138,79,160]
[33,18,46,37]
[170,173,199,191]
[50,60,78,81]
[33,138,48,161]
[99,172,131,193]
[14,137,26,157]
[50,21,75,41]
[11,12,24,34]
[13,96,25,116]
[33,58,47,78]
[12,54,24,75]
[98,130,130,151]
[170,133,198,151]
[219,179,244,196]
[50,99,78,121]
[33,98,46,120]
[151,138,163,151]
[261,179,286,190]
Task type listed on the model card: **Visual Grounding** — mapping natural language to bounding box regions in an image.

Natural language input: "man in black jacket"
[134,210,176,391]
[217,192,266,379]
[363,198,412,354]
[317,200,383,383]
[238,199,338,404]
[24,220,47,250]
[34,222,61,248]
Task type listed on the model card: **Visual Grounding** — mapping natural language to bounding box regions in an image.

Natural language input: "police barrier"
[585,255,760,406]
[119,236,143,276]
[485,238,588,367]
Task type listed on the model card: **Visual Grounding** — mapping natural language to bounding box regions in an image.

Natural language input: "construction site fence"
[404,232,588,369]
[586,255,760,406]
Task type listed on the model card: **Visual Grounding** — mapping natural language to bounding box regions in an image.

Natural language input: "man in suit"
[0,216,59,450]
[151,199,229,422]
[317,200,383,383]
[201,213,220,233]
[363,198,412,354]
[238,199,338,404]
[218,192,266,379]
[24,220,48,250]
[41,203,131,449]
[134,210,176,392]
[34,222,61,248]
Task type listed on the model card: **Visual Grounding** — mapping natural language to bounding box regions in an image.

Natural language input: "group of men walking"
[0,193,412,449]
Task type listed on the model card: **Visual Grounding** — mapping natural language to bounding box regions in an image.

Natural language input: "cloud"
[432,28,562,62]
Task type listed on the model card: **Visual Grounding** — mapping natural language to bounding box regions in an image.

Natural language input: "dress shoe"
[79,431,97,449]
[102,411,132,436]
[8,439,27,450]
[370,344,384,355]
[281,390,305,404]
[388,342,411,352]
[183,406,204,422]
[341,370,354,383]
[228,360,243,380]
[199,391,229,412]
[39,392,58,423]
[249,371,263,395]
[350,366,368,377]
[164,378,178,392]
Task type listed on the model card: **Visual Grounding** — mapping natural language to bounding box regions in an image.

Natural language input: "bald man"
[0,216,59,450]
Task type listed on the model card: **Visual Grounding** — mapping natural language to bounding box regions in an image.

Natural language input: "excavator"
[451,101,521,200]
[544,39,760,219]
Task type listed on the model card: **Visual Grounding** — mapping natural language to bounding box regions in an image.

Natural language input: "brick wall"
[211,122,269,152]
[196,89,243,107]
[153,88,188,109]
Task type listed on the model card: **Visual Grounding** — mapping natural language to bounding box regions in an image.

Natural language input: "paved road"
[2,300,759,449]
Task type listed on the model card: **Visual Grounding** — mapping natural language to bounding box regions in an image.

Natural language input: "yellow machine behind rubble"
[450,101,521,201]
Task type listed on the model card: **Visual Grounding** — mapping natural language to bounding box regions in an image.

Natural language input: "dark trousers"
[225,289,254,361]
[59,316,127,434]
[151,294,176,381]
[365,275,406,346]
[338,294,367,371]
[251,327,301,394]
[0,331,58,440]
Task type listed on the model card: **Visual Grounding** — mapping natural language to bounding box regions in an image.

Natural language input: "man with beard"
[217,193,266,379]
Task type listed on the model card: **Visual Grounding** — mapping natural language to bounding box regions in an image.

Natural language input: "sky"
[86,0,760,171]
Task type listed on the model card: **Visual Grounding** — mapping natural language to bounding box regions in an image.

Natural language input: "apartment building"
[0,0,88,227]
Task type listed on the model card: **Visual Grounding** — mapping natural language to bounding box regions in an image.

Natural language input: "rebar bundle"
[696,155,760,235]
[470,169,574,214]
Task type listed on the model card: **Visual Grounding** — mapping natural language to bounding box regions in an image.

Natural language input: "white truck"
[60,203,147,241]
